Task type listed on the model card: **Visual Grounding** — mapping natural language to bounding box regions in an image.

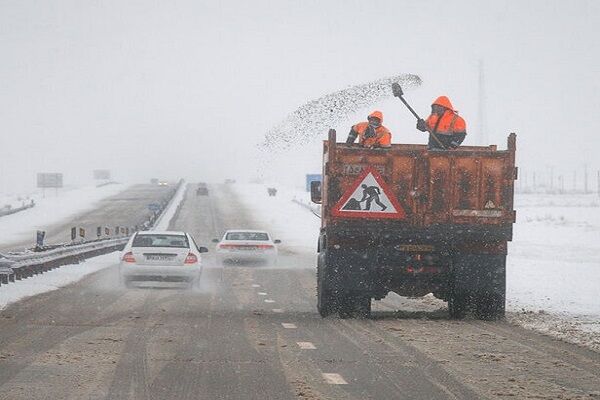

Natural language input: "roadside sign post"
[71,227,77,242]
[37,173,63,198]
[36,230,45,248]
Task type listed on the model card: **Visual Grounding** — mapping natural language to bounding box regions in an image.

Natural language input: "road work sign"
[332,166,406,219]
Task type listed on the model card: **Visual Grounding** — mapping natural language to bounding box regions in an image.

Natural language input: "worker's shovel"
[392,82,422,121]
[392,82,447,150]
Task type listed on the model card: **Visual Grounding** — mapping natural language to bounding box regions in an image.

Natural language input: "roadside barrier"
[0,180,184,288]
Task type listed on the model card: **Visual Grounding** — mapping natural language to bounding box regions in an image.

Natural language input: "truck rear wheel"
[317,253,338,317]
[448,291,467,319]
[339,294,371,319]
[474,291,505,320]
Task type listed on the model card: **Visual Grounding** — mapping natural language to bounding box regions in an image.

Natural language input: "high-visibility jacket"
[425,96,467,150]
[347,111,392,148]
[425,96,467,136]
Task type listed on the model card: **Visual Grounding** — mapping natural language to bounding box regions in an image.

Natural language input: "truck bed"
[321,130,517,233]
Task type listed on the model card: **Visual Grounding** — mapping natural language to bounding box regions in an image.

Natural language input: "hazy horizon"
[1,0,599,193]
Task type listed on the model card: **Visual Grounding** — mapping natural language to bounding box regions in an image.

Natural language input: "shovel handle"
[398,96,421,121]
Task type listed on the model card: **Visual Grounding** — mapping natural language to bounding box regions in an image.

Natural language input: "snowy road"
[0,184,599,399]
[0,184,174,252]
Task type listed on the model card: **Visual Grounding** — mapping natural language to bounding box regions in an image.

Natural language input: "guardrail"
[0,237,128,286]
[0,180,185,288]
[0,201,35,218]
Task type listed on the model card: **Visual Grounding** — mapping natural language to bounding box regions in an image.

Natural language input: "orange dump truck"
[311,129,517,319]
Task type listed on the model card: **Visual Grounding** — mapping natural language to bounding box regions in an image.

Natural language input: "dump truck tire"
[339,294,371,319]
[474,291,505,320]
[317,253,337,317]
[448,290,467,319]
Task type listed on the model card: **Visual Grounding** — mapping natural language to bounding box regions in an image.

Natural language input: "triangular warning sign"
[332,167,406,219]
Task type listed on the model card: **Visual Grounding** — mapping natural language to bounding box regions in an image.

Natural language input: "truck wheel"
[317,254,337,317]
[474,292,505,320]
[448,291,467,319]
[338,294,371,319]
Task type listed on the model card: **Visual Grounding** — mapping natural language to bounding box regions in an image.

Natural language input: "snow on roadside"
[152,181,187,231]
[0,182,189,311]
[230,184,320,254]
[0,184,128,246]
[0,252,118,310]
[507,193,600,351]
[233,183,600,351]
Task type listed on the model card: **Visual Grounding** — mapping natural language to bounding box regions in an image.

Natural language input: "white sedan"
[119,231,208,288]
[214,230,280,266]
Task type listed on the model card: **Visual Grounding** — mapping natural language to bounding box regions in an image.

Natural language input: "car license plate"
[146,255,173,261]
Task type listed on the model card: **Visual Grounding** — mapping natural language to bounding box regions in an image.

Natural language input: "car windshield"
[225,232,269,241]
[132,234,189,248]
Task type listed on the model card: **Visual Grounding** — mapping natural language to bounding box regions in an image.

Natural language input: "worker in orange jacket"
[416,96,467,150]
[346,111,392,148]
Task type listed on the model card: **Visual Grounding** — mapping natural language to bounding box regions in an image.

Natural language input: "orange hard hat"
[432,96,454,111]
[368,110,383,122]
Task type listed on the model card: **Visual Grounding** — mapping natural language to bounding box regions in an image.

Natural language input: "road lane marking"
[258,292,267,296]
[322,373,348,385]
[252,284,261,288]
[297,342,316,350]
[272,309,283,313]
[264,299,275,303]
[281,323,297,329]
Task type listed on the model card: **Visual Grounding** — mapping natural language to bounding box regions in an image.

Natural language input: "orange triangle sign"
[331,166,406,219]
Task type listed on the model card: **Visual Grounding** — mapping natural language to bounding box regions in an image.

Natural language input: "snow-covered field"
[232,183,600,351]
[0,184,128,247]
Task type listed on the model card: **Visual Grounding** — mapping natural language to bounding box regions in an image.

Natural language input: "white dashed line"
[281,323,297,329]
[297,342,316,350]
[252,284,261,288]
[264,299,275,303]
[322,373,348,385]
[272,309,284,313]
[257,292,267,296]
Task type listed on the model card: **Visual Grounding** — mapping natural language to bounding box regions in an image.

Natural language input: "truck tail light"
[184,253,198,264]
[122,252,136,263]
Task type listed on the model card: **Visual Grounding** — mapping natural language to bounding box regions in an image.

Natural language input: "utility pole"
[558,175,564,194]
[584,163,588,194]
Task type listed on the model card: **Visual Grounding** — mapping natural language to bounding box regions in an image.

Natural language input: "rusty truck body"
[311,129,517,319]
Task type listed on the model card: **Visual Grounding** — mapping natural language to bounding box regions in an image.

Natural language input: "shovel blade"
[392,82,404,97]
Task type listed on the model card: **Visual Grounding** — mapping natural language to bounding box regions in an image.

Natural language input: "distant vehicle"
[214,230,281,266]
[267,187,277,196]
[224,179,236,184]
[120,231,208,288]
[158,181,169,186]
[196,186,209,196]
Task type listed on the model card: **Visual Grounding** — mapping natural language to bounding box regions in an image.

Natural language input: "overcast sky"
[1,0,598,192]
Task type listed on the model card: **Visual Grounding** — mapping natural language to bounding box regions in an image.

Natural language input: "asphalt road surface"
[0,184,598,399]
[0,184,174,252]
